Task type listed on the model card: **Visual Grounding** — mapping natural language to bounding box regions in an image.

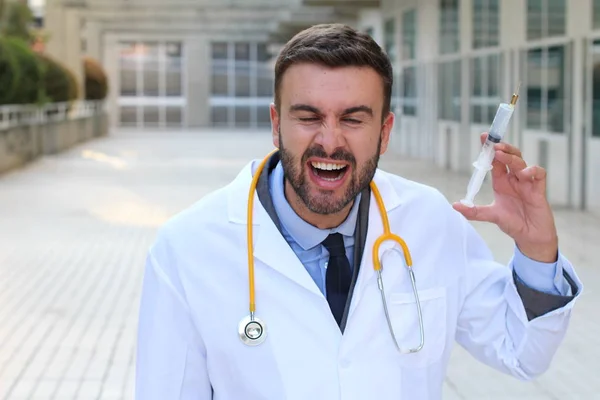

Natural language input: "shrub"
[0,36,21,105]
[0,36,43,104]
[37,53,79,103]
[83,56,108,100]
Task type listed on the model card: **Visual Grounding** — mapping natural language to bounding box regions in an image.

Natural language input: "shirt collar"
[269,161,360,251]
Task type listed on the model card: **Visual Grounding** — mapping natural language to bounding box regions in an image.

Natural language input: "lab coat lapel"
[227,158,323,298]
[348,170,404,316]
[253,208,324,297]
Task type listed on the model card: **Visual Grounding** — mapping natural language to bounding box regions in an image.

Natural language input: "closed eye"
[343,118,362,124]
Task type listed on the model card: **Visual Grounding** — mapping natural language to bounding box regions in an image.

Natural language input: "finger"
[494,142,523,159]
[452,202,498,224]
[494,150,527,175]
[480,132,488,145]
[517,165,547,191]
[491,156,508,179]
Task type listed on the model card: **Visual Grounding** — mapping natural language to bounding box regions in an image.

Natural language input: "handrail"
[0,100,105,130]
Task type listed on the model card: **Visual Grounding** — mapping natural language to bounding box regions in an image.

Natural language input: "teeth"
[310,161,346,171]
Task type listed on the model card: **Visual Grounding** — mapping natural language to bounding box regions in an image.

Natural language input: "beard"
[278,130,381,215]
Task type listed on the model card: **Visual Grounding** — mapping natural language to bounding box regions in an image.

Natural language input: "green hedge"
[0,37,21,104]
[0,36,44,105]
[38,53,79,103]
[0,36,81,106]
[0,35,110,106]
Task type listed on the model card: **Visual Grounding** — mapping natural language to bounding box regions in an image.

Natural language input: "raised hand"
[452,133,558,263]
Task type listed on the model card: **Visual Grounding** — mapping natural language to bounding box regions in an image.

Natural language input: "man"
[135,24,582,399]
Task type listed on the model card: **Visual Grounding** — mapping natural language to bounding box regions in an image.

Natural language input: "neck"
[284,180,353,230]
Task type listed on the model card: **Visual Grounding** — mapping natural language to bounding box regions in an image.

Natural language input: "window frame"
[399,8,419,117]
[520,37,572,134]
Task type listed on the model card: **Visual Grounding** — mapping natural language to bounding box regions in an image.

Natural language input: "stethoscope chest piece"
[238,314,267,346]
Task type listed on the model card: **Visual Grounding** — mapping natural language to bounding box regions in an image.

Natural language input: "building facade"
[42,0,600,213]
[364,0,600,215]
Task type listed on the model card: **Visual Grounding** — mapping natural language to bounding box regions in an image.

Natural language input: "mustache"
[301,146,356,166]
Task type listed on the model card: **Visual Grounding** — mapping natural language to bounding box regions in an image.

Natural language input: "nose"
[315,119,346,155]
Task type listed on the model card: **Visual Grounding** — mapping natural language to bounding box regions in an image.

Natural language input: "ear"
[379,111,395,155]
[270,103,280,148]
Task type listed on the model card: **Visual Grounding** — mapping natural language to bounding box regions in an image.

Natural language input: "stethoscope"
[239,150,425,354]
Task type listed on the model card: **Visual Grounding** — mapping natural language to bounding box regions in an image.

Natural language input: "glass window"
[402,9,417,60]
[210,41,274,128]
[120,69,137,96]
[473,0,500,49]
[235,43,250,61]
[526,48,543,129]
[141,42,160,97]
[594,0,600,29]
[440,0,460,54]
[525,45,566,132]
[547,0,566,37]
[438,60,461,121]
[119,106,137,126]
[235,64,251,97]
[143,106,160,126]
[119,42,138,96]
[384,18,396,64]
[234,106,251,126]
[257,105,272,127]
[593,40,600,137]
[527,0,543,40]
[402,66,417,116]
[470,53,502,124]
[212,42,228,59]
[116,41,185,128]
[547,45,565,133]
[166,107,182,127]
[257,43,269,62]
[527,0,566,40]
[211,106,228,127]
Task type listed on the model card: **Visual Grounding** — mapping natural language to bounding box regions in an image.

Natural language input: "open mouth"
[309,161,348,182]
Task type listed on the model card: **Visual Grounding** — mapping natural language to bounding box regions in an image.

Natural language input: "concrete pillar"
[185,37,211,127]
[85,20,103,62]
[417,0,440,162]
[102,34,120,129]
[45,4,84,100]
[568,0,592,209]
[459,0,473,171]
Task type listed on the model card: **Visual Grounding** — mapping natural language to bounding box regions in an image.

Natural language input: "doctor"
[135,24,583,399]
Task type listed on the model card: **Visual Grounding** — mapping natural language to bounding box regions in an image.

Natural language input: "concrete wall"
[0,113,110,175]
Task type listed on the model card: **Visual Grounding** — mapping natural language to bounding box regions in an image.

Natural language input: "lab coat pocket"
[388,286,447,368]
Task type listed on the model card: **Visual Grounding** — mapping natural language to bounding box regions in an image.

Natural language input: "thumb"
[452,202,498,223]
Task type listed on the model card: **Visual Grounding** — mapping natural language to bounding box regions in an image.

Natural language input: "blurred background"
[0,0,599,399]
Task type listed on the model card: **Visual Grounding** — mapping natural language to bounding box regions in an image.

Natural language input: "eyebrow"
[289,104,374,117]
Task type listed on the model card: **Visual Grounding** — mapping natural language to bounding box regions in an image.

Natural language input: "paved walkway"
[0,129,598,400]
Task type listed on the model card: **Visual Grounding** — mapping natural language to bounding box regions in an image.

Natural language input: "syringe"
[460,83,520,207]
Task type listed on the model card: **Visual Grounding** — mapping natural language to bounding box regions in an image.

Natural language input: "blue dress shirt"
[268,161,568,297]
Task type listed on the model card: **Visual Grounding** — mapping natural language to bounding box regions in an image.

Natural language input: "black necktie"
[322,233,352,328]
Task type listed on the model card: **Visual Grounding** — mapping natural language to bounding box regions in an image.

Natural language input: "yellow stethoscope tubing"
[245,150,424,353]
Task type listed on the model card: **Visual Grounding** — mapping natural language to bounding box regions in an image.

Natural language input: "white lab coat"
[135,158,583,400]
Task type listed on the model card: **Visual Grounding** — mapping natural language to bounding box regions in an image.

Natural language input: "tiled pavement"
[0,129,598,399]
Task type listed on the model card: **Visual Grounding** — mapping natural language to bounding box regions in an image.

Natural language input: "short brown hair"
[274,23,394,120]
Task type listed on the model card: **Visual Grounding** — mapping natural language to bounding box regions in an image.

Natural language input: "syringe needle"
[511,82,521,106]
